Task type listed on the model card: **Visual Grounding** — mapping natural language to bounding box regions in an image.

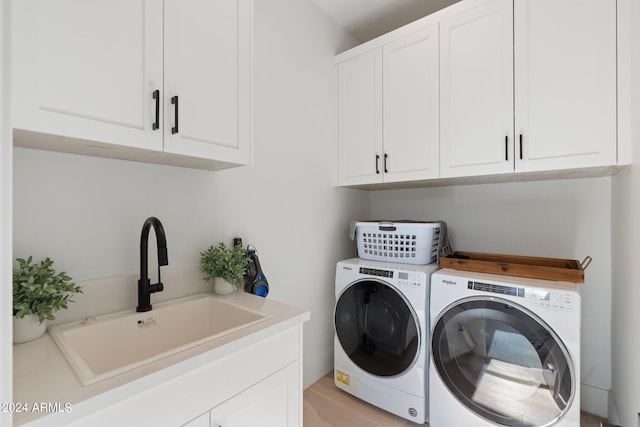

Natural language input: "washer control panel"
[397,271,423,289]
[358,267,423,289]
[359,267,393,278]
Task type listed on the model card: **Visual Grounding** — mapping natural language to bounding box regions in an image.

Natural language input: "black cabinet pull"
[384,154,389,173]
[505,136,508,161]
[152,90,160,131]
[171,95,179,135]
[519,134,523,160]
[375,155,380,174]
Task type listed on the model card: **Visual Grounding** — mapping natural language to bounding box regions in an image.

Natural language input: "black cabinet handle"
[384,154,389,173]
[152,90,160,131]
[171,95,179,135]
[519,134,523,160]
[505,136,508,161]
[375,155,380,174]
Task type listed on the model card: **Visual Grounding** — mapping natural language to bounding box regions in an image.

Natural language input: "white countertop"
[13,291,310,426]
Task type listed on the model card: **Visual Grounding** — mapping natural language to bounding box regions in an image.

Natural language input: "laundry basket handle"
[378,221,397,232]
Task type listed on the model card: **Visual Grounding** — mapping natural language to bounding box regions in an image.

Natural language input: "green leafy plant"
[13,256,82,324]
[200,242,249,288]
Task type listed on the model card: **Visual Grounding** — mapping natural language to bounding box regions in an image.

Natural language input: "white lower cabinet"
[210,363,299,427]
[182,363,298,427]
[66,327,302,427]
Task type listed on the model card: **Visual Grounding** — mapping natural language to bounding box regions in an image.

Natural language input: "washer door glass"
[431,298,575,427]
[335,279,420,377]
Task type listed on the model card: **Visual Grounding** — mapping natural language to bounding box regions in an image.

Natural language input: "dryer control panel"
[528,289,575,311]
[468,281,524,297]
[468,280,575,311]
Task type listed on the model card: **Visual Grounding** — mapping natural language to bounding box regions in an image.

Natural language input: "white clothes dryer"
[334,258,439,424]
[429,269,581,427]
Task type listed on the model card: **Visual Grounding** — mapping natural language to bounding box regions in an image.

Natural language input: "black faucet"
[137,217,168,312]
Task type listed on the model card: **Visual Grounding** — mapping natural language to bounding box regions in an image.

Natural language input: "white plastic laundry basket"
[355,221,441,265]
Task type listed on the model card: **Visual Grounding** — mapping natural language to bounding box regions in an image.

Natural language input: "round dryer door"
[335,279,420,377]
[431,297,575,427]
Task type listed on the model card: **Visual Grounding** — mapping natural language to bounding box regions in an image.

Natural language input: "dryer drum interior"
[335,279,420,377]
[431,297,575,427]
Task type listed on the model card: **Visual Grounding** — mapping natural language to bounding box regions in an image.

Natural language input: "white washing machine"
[429,268,581,427]
[334,258,439,424]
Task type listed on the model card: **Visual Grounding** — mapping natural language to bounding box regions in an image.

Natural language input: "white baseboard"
[303,348,333,389]
[302,356,613,418]
[582,383,609,418]
[607,390,622,426]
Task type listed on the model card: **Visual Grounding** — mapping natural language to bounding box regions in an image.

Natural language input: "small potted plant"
[200,242,249,294]
[13,256,82,344]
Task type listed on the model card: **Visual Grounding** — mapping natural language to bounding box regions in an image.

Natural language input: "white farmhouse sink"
[49,293,271,386]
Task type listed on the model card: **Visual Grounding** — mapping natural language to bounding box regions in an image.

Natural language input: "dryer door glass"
[431,298,575,427]
[335,280,420,377]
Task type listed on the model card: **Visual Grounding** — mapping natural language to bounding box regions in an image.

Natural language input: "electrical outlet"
[228,232,239,245]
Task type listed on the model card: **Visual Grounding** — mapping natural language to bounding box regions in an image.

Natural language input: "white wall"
[370,177,612,416]
[212,0,369,384]
[1,2,13,426]
[11,0,368,393]
[611,163,640,427]
[10,0,635,423]
[610,0,640,424]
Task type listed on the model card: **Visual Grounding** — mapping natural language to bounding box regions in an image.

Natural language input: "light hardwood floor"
[304,373,608,427]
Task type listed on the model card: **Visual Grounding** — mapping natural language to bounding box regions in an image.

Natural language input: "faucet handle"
[151,266,164,293]
[150,282,164,294]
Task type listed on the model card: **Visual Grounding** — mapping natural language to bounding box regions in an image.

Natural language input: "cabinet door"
[12,0,163,151]
[382,25,439,183]
[514,0,617,172]
[337,48,383,186]
[181,412,209,427]
[211,363,300,427]
[439,0,514,178]
[163,0,251,165]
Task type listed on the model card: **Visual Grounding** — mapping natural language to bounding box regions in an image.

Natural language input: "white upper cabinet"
[383,26,440,183]
[163,0,251,165]
[12,0,163,152]
[337,25,439,186]
[336,0,625,187]
[514,0,617,172]
[337,48,383,186]
[12,0,252,170]
[439,0,514,178]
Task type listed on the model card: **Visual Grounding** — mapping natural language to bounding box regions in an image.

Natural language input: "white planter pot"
[214,277,236,295]
[13,315,47,344]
